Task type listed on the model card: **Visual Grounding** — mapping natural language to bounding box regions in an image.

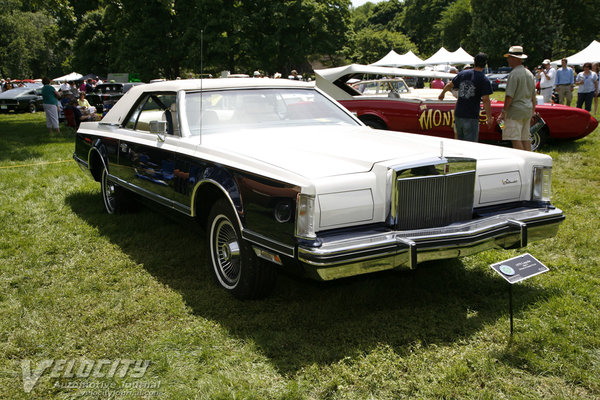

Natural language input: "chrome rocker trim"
[299,207,564,281]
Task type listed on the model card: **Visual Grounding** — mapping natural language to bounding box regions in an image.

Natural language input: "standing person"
[41,77,61,134]
[438,53,494,142]
[85,79,94,94]
[592,62,600,114]
[575,62,598,112]
[537,59,555,103]
[498,46,537,151]
[555,58,574,106]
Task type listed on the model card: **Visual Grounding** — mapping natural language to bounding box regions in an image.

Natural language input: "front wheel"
[359,116,387,130]
[207,199,276,299]
[28,103,37,113]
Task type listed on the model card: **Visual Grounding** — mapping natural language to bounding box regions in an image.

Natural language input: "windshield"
[185,88,358,135]
[353,79,410,95]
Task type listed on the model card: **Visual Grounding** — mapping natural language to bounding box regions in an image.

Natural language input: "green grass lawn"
[1,107,599,399]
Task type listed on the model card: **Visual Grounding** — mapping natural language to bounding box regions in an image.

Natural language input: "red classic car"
[315,64,598,150]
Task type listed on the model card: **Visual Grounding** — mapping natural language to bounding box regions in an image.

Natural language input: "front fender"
[190,165,242,219]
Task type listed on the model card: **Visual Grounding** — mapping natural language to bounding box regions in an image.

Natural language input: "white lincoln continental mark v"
[73,79,564,298]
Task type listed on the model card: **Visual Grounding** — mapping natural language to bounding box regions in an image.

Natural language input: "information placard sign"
[490,253,549,284]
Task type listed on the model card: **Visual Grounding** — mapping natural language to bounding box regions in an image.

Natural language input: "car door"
[112,92,193,213]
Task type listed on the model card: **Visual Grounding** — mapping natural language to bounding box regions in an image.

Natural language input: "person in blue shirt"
[575,62,598,112]
[438,52,494,142]
[555,58,574,106]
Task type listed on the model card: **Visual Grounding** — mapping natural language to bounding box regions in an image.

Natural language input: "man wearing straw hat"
[498,46,537,151]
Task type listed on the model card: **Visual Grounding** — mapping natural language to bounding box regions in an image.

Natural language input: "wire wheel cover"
[213,217,241,286]
[102,170,116,212]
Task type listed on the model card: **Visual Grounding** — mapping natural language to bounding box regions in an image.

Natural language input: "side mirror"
[149,120,167,142]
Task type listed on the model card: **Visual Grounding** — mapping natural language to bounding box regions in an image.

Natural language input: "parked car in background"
[486,73,509,91]
[315,64,598,151]
[73,78,564,299]
[0,87,43,113]
[87,82,145,114]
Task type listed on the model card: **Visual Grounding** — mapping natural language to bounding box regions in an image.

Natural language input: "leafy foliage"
[350,28,418,64]
[0,9,59,78]
[3,0,600,79]
[72,8,111,75]
[435,0,473,54]
[471,0,565,67]
[401,0,452,56]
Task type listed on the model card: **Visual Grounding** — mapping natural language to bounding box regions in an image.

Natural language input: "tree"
[434,0,474,53]
[554,0,600,58]
[0,2,60,78]
[367,0,404,31]
[350,28,418,64]
[471,0,564,68]
[176,0,352,76]
[72,8,111,75]
[106,0,180,81]
[401,0,452,56]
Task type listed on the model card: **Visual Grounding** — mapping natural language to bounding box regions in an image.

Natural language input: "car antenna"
[200,29,204,144]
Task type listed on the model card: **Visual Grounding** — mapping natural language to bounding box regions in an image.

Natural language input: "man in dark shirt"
[438,53,494,142]
[85,79,95,94]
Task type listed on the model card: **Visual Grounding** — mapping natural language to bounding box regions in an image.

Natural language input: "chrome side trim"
[190,179,238,218]
[298,207,564,280]
[73,153,88,169]
[109,174,191,215]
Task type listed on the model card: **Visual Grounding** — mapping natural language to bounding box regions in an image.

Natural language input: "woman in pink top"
[431,78,445,89]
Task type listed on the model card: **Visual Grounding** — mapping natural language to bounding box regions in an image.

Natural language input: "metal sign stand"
[490,253,549,337]
[509,284,514,336]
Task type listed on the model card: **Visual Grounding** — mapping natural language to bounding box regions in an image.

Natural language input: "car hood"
[197,124,537,179]
[0,89,33,99]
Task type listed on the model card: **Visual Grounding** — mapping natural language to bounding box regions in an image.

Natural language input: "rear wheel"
[207,199,276,299]
[530,126,549,151]
[101,168,136,213]
[28,103,37,113]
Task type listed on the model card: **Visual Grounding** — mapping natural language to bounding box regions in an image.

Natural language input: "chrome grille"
[392,160,476,230]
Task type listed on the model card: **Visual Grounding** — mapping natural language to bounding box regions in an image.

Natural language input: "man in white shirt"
[538,59,555,103]
[59,80,70,92]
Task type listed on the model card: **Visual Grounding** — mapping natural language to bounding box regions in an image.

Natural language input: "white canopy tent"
[420,47,453,65]
[52,72,83,82]
[370,50,424,68]
[421,47,474,66]
[551,40,600,66]
[449,47,474,65]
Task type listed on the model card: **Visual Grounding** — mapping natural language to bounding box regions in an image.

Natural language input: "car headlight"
[531,166,552,202]
[295,194,316,239]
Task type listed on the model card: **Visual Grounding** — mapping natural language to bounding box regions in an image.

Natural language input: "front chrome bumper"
[298,206,564,280]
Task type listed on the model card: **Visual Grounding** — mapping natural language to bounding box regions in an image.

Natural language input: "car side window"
[125,93,178,135]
